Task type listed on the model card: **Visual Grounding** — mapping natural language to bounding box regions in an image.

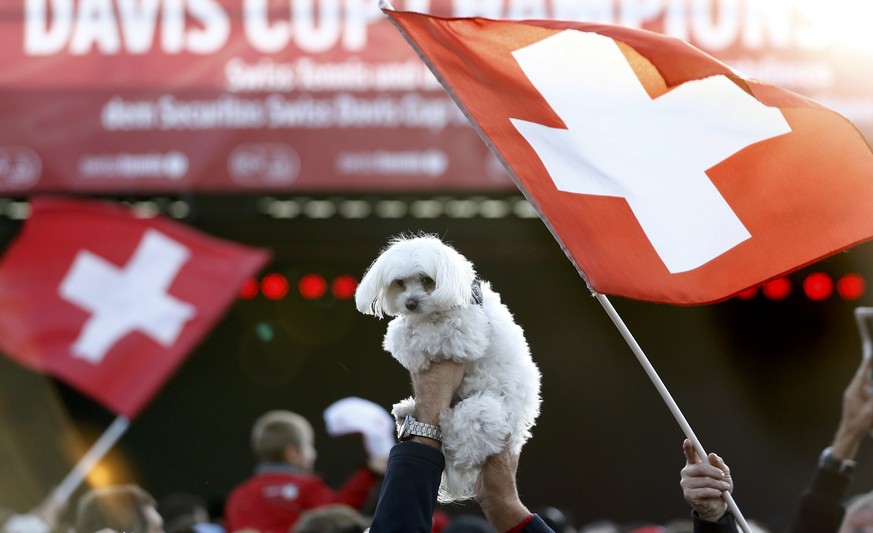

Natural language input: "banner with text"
[1,0,871,193]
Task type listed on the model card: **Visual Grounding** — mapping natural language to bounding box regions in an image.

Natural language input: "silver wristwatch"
[397,415,442,442]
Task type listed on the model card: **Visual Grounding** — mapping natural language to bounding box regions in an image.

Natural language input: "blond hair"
[251,410,314,461]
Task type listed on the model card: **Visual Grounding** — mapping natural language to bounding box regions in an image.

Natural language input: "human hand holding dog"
[409,359,466,449]
[475,449,531,532]
[357,235,542,502]
[680,439,733,522]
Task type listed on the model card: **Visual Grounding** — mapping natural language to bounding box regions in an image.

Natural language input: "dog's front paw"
[384,319,435,373]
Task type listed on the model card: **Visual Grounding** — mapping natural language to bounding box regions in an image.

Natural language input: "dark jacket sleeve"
[369,441,445,533]
[522,515,557,533]
[788,466,851,533]
[692,511,739,533]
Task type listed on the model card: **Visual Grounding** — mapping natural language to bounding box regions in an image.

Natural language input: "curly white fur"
[355,234,542,502]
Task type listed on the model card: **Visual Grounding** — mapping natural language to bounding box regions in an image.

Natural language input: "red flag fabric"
[0,198,270,418]
[382,6,873,304]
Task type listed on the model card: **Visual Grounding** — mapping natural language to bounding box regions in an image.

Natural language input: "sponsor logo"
[263,483,300,501]
[78,152,189,180]
[228,144,300,186]
[0,147,41,188]
[336,149,447,176]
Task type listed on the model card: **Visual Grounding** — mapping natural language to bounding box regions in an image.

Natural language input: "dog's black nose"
[405,299,418,311]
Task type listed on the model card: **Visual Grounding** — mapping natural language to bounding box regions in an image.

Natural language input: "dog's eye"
[393,279,406,289]
[420,275,435,288]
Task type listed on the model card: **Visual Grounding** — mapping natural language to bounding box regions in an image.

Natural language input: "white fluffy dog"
[355,234,541,502]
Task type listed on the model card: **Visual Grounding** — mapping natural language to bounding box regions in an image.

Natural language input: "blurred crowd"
[4,353,873,533]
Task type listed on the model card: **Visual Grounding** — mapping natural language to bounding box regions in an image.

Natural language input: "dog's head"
[355,234,477,318]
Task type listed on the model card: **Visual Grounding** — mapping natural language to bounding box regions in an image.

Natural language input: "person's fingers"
[682,461,721,478]
[681,447,730,493]
[682,472,731,490]
[860,357,873,393]
[850,356,873,390]
[681,467,731,491]
[708,453,729,473]
[683,439,700,465]
[683,486,727,500]
[506,451,520,471]
[476,448,520,503]
[482,448,518,478]
[683,441,729,479]
[708,453,733,491]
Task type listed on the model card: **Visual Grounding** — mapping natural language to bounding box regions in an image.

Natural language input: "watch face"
[398,415,411,438]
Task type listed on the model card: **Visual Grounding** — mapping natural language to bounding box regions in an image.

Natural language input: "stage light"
[331,275,358,300]
[838,273,866,300]
[239,278,259,299]
[261,274,289,300]
[299,273,328,300]
[734,286,758,300]
[803,272,833,301]
[762,277,791,300]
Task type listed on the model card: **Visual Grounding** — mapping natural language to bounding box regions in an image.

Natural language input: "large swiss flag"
[383,6,873,304]
[0,198,270,418]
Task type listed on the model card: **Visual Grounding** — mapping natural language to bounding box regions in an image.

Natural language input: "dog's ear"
[431,242,475,309]
[355,254,388,318]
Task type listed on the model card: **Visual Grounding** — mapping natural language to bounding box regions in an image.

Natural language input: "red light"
[762,277,791,300]
[838,273,866,300]
[261,274,289,300]
[331,275,358,300]
[239,278,259,299]
[803,272,833,301]
[299,273,328,300]
[734,286,758,300]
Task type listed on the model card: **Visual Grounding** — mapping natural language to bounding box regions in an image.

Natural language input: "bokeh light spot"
[762,277,791,301]
[261,274,289,300]
[299,273,328,300]
[803,272,833,301]
[734,286,758,300]
[255,322,274,342]
[239,278,259,299]
[331,275,358,300]
[838,273,866,300]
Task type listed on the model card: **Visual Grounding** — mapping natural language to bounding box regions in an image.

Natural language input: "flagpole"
[49,415,130,505]
[594,292,752,533]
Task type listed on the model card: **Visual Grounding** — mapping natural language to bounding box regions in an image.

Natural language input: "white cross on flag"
[0,198,270,417]
[383,7,873,304]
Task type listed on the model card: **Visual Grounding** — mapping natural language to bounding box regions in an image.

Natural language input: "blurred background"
[2,0,873,530]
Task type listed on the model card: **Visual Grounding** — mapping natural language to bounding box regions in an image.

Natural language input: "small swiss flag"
[0,197,270,418]
[383,7,873,304]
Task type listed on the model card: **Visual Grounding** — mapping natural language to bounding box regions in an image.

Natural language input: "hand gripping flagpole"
[49,415,130,505]
[594,293,751,533]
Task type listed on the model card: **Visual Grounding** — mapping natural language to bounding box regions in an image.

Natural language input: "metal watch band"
[398,415,442,442]
[819,447,856,475]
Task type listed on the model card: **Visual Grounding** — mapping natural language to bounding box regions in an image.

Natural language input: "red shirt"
[224,463,379,533]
